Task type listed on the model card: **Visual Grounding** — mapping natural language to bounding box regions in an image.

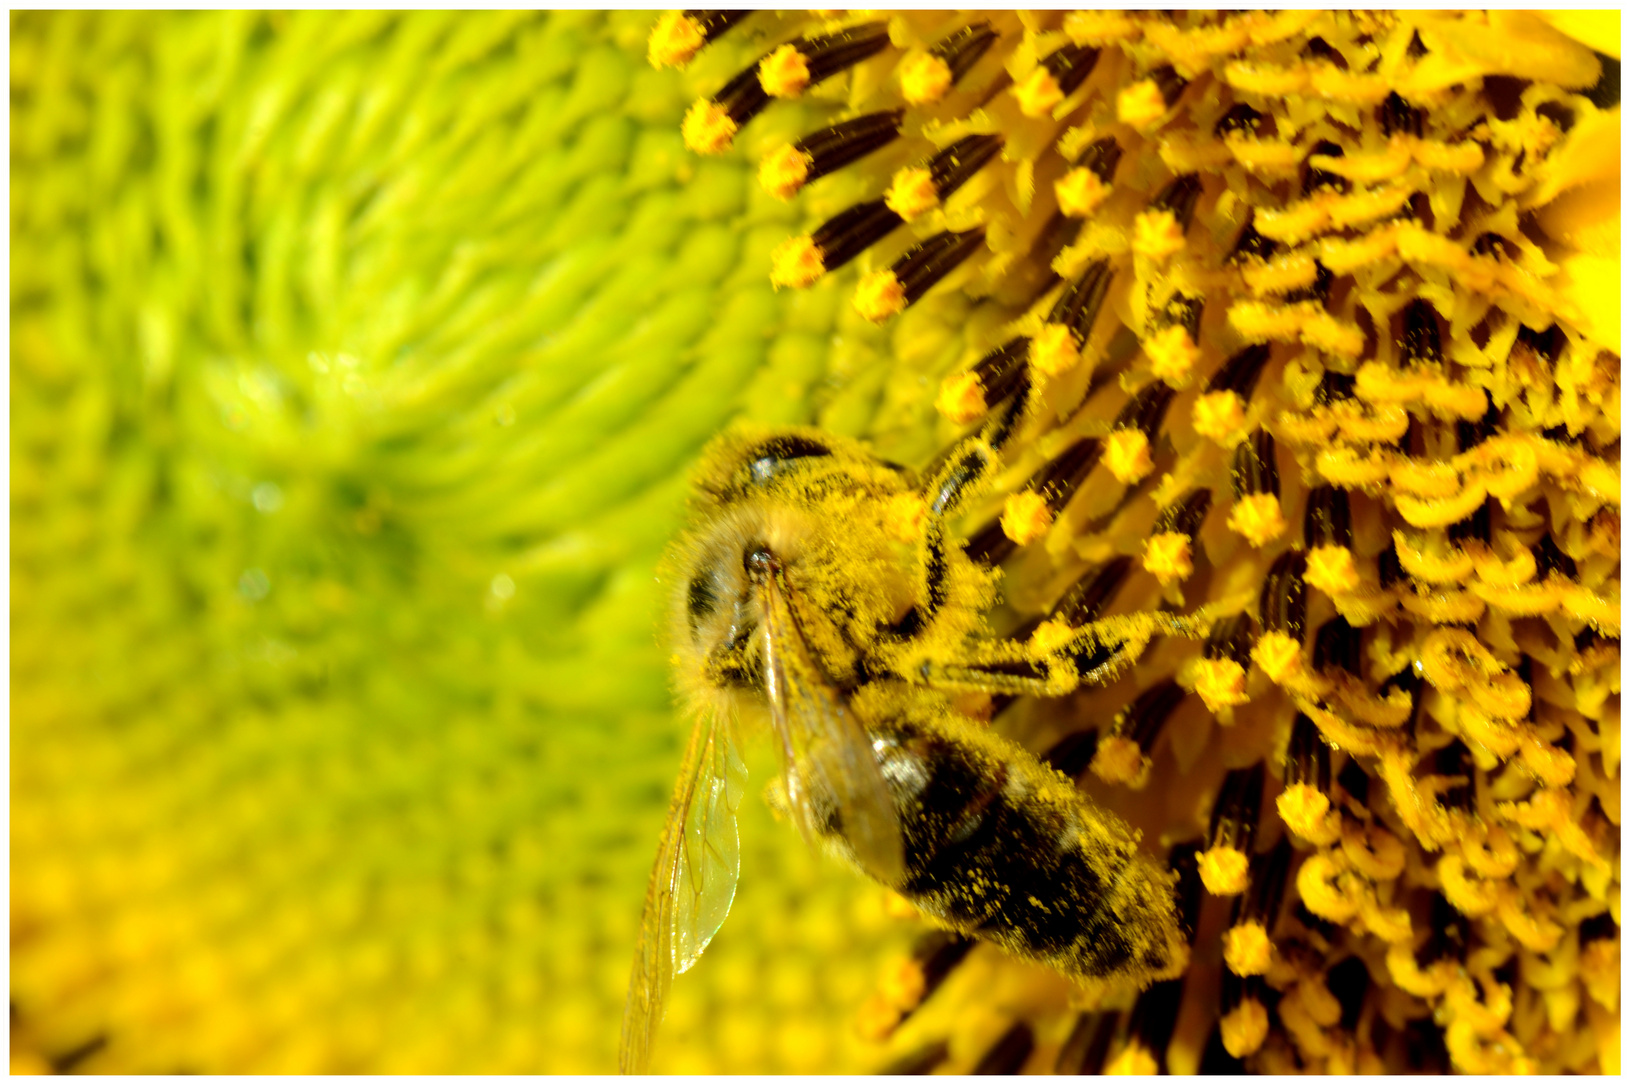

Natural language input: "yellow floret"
[759,144,813,200]
[1197,845,1251,895]
[853,270,906,323]
[1117,78,1167,130]
[648,12,705,70]
[1142,532,1195,586]
[900,52,953,105]
[885,167,939,221]
[682,99,737,155]
[1014,67,1063,118]
[1001,490,1054,545]
[769,234,826,289]
[1030,322,1081,376]
[758,44,811,98]
[1103,429,1154,484]
[1144,323,1199,386]
[1054,166,1109,218]
[1227,492,1285,547]
[1132,208,1185,260]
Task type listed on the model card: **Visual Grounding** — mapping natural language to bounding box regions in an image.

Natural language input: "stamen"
[1279,712,1336,843]
[1195,614,1254,713]
[1312,615,1362,676]
[1377,544,1404,590]
[1215,101,1267,137]
[964,518,1016,568]
[1168,840,1206,943]
[758,23,892,99]
[1200,763,1265,895]
[1224,840,1291,978]
[1326,956,1370,1031]
[1315,369,1355,405]
[1513,323,1566,365]
[1193,344,1271,444]
[1091,679,1182,787]
[1120,977,1184,1072]
[1118,64,1188,130]
[760,111,904,200]
[1040,727,1099,778]
[1014,43,1100,118]
[1042,259,1114,368]
[1104,384,1172,485]
[1302,485,1353,549]
[1051,554,1131,626]
[1000,437,1102,545]
[1303,139,1350,195]
[1260,550,1309,639]
[854,226,987,322]
[971,1023,1034,1075]
[1397,298,1443,366]
[1144,488,1210,586]
[1133,174,1203,260]
[770,198,901,288]
[648,10,750,70]
[1145,294,1203,385]
[1228,429,1284,547]
[1056,1010,1122,1076]
[887,134,1004,221]
[937,338,1031,425]
[683,62,771,154]
[901,22,998,105]
[1418,892,1471,966]
[1214,973,1268,1061]
[1379,91,1425,138]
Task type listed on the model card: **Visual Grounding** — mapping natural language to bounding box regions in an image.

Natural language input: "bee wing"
[618,706,747,1074]
[757,569,907,886]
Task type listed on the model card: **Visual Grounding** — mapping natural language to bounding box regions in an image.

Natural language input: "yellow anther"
[885,167,939,222]
[648,12,705,69]
[899,52,953,105]
[1224,920,1274,976]
[1144,323,1199,386]
[1304,545,1360,596]
[1117,78,1167,130]
[1192,390,1249,445]
[759,144,813,200]
[1197,845,1250,896]
[1054,166,1109,218]
[1103,429,1154,484]
[1001,490,1054,546]
[1132,208,1185,261]
[1228,492,1285,547]
[1030,322,1081,377]
[853,270,906,323]
[1014,67,1064,118]
[1142,532,1194,586]
[682,99,737,155]
[1194,656,1249,712]
[758,44,811,98]
[769,234,825,289]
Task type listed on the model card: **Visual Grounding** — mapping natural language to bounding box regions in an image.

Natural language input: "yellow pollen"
[1142,532,1194,586]
[1054,167,1109,218]
[1220,997,1270,1058]
[1103,429,1154,484]
[1252,630,1302,684]
[759,144,813,200]
[936,371,987,425]
[648,12,705,70]
[758,44,811,98]
[682,99,737,155]
[1132,207,1185,260]
[1223,920,1274,976]
[1104,1043,1160,1075]
[1014,67,1064,118]
[1001,490,1054,545]
[1089,735,1148,787]
[769,234,826,289]
[1227,492,1285,547]
[1030,322,1081,377]
[883,493,928,545]
[1197,845,1251,895]
[1117,78,1168,130]
[1144,323,1198,386]
[1030,619,1074,659]
[885,167,939,222]
[1277,783,1339,844]
[853,270,906,323]
[1194,656,1248,712]
[900,52,953,105]
[1192,390,1249,445]
[1305,545,1360,596]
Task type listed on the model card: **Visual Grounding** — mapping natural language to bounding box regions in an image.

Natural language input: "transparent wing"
[618,707,747,1074]
[757,569,907,885]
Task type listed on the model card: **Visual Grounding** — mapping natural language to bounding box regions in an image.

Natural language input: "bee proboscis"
[619,427,1207,1073]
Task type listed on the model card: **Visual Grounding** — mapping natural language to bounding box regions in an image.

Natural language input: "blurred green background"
[10,10,983,1073]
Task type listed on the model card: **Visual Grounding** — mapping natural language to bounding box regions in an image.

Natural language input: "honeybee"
[619,426,1205,1073]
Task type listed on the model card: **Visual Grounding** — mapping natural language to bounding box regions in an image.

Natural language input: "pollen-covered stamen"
[1279,260,1334,306]
[901,22,998,106]
[1317,369,1356,405]
[648,10,750,70]
[1397,298,1444,367]
[1326,956,1371,1033]
[1133,174,1203,260]
[1433,740,1477,815]
[1056,1010,1122,1076]
[760,110,904,200]
[1035,259,1114,377]
[1142,293,1203,386]
[1115,979,1184,1073]
[770,198,901,288]
[1200,763,1264,896]
[1303,486,1358,597]
[1103,382,1173,485]
[1219,971,1270,1058]
[1193,343,1271,444]
[973,1023,1036,1075]
[1091,679,1181,787]
[1118,64,1189,130]
[1228,214,1278,267]
[1014,43,1100,118]
[1261,550,1309,639]
[1379,91,1425,139]
[1055,135,1123,219]
[1418,892,1472,967]
[1143,488,1210,586]
[1224,839,1292,977]
[1228,429,1285,547]
[1040,727,1099,778]
[1534,532,1578,581]
[1313,615,1362,677]
[854,226,986,323]
[1195,614,1255,713]
[1447,500,1491,545]
[937,338,1030,425]
[1302,139,1351,195]
[999,437,1104,546]
[886,134,1004,222]
[758,22,892,99]
[1215,101,1268,138]
[683,61,771,154]
[1279,712,1338,843]
[1167,841,1205,943]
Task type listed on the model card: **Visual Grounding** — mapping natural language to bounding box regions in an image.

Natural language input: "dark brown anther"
[1337,757,1370,806]
[1327,956,1371,1030]
[1057,1010,1123,1075]
[1237,837,1293,931]
[1303,485,1353,549]
[1114,382,1176,437]
[1041,727,1100,778]
[1377,544,1404,589]
[1398,298,1443,366]
[911,931,977,1009]
[1312,615,1362,676]
[1051,553,1131,626]
[1147,64,1189,108]
[1205,613,1257,665]
[790,22,893,87]
[1077,135,1123,181]
[1293,900,1339,941]
[808,198,904,272]
[1534,533,1578,580]
[1380,91,1425,138]
[791,110,905,184]
[885,226,987,307]
[686,10,752,46]
[1153,487,1212,538]
[1047,258,1114,344]
[1229,213,1278,263]
[1472,231,1513,260]
[1315,368,1356,404]
[1040,42,1101,97]
[1231,429,1280,500]
[965,338,1033,413]
[1285,712,1330,796]
[710,61,772,130]
[1420,892,1471,965]
[927,134,1005,199]
[1303,139,1350,195]
[1160,292,1204,339]
[881,1042,950,1075]
[1382,665,1424,732]
[1208,343,1273,399]
[929,21,998,84]
[1585,52,1621,109]
[1028,210,1084,296]
[1167,840,1205,943]
[1514,323,1566,365]
[1125,978,1184,1071]
[1112,680,1183,759]
[965,518,1017,567]
[1407,29,1430,58]
[1013,437,1104,531]
[1214,101,1266,137]
[1580,912,1617,946]
[1302,36,1348,70]
[1198,1019,1247,1075]
[982,372,1033,454]
[925,442,991,517]
[1149,173,1203,232]
[1220,970,1267,1024]
[1457,407,1500,451]
[973,1023,1035,1075]
[1209,763,1265,854]
[1447,501,1491,545]
[1260,550,1308,639]
[1433,740,1477,814]
[1280,260,1334,306]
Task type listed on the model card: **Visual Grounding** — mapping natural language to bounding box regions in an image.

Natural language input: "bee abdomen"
[881,716,1187,987]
